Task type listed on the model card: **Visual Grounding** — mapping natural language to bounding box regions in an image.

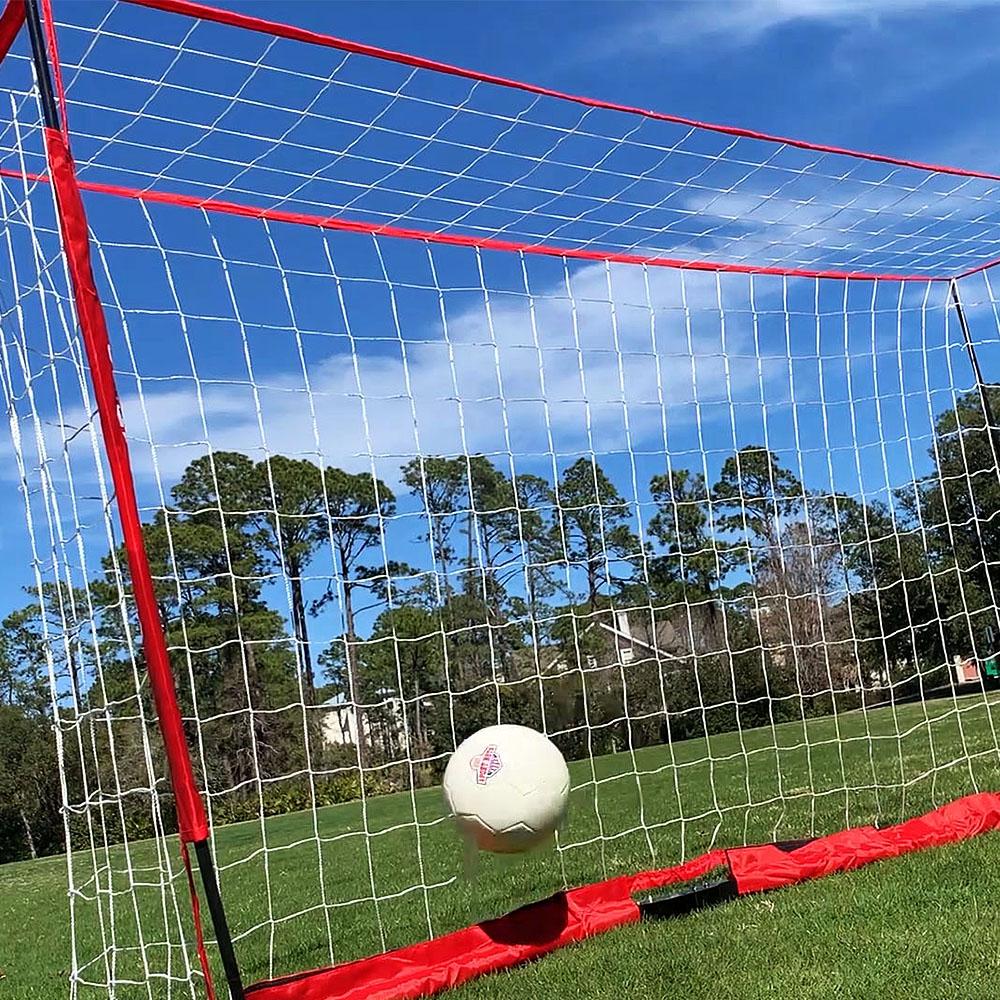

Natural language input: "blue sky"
[3,0,1000,641]
[269,0,1000,170]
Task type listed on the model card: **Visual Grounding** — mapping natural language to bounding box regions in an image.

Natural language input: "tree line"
[1,386,998,864]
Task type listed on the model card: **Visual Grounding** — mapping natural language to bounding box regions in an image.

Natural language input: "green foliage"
[0,600,54,712]
[0,706,63,862]
[7,391,1000,866]
[555,458,641,607]
[208,772,389,826]
[648,468,716,598]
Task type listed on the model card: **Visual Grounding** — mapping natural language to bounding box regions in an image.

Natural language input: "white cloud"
[113,260,765,487]
[598,0,1000,55]
[8,260,775,499]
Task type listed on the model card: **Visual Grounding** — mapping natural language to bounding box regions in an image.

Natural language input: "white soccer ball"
[442,724,570,854]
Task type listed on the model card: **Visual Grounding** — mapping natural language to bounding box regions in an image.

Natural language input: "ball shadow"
[480,891,570,947]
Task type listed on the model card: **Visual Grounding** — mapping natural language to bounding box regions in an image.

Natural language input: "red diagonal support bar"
[43,123,209,844]
[0,0,26,65]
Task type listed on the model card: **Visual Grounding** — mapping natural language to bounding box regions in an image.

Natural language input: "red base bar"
[730,790,1000,894]
[246,792,1000,1000]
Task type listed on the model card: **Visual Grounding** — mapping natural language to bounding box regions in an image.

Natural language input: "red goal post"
[2,1,1000,999]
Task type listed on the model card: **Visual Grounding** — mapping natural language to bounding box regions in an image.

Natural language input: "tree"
[322,467,396,762]
[510,473,563,622]
[0,705,62,862]
[1,584,99,709]
[712,446,802,579]
[250,456,329,703]
[173,452,330,702]
[95,505,304,792]
[554,458,640,607]
[839,497,944,687]
[916,386,1000,656]
[328,604,443,757]
[461,456,517,606]
[648,468,717,599]
[1,596,57,711]
[401,457,469,598]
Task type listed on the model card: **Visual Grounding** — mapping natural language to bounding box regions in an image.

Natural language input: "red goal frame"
[6,0,1000,997]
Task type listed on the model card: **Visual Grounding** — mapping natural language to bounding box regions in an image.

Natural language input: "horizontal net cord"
[0,164,954,282]
[123,0,1000,186]
[242,792,1000,1000]
[6,20,1000,985]
[4,4,991,276]
[953,252,1000,281]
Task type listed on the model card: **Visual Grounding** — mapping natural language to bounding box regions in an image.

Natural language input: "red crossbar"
[123,0,1000,184]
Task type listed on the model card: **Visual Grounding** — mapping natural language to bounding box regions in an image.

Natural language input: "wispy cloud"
[110,261,766,488]
[595,0,1000,56]
[7,260,777,499]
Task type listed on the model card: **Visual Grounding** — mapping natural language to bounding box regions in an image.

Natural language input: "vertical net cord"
[3,96,206,996]
[744,271,794,840]
[786,273,849,837]
[7,3,1000,995]
[5,83,170,1000]
[87,202,230,996]
[943,279,1000,757]
[678,269,727,846]
[640,262,690,862]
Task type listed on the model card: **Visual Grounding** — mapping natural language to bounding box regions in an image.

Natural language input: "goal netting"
[3,0,1000,997]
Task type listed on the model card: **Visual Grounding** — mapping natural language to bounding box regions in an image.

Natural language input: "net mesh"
[2,1,1000,997]
[6,0,1000,277]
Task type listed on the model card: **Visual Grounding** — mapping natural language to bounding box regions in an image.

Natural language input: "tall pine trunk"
[339,547,369,770]
[19,807,37,860]
[586,537,600,608]
[288,563,315,704]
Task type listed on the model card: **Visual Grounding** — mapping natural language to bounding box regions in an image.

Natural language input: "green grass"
[3,693,1000,999]
[455,831,1000,1000]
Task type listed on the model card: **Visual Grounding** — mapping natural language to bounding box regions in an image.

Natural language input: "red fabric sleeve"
[246,792,1000,1000]
[246,851,727,1000]
[728,791,1000,894]
[44,126,209,844]
[0,0,24,65]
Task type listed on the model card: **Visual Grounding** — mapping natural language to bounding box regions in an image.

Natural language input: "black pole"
[194,839,247,1000]
[23,3,245,998]
[23,0,59,130]
[950,279,1000,458]
[950,279,1000,662]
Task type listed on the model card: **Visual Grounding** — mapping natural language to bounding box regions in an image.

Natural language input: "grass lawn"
[2,691,1000,999]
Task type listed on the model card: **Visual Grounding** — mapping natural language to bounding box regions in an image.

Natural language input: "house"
[320,692,366,746]
[320,690,407,746]
[320,688,433,755]
[540,602,727,677]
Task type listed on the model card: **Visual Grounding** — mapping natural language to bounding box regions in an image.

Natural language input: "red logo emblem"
[470,745,502,785]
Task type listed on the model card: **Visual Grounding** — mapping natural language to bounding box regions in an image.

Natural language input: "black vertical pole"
[950,278,1000,664]
[23,2,245,998]
[950,279,1000,458]
[194,840,247,1000]
[23,0,58,128]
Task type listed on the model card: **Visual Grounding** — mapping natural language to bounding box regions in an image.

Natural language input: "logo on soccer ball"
[470,744,502,785]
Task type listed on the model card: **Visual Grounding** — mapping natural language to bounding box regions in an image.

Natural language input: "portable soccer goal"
[3,0,1000,998]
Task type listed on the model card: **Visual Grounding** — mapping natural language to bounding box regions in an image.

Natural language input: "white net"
[2,1,1000,997]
